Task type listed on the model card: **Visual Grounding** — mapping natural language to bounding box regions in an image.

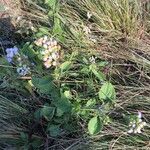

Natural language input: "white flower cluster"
[128,112,147,134]
[34,36,61,68]
[17,65,30,76]
[5,47,19,63]
[89,56,96,64]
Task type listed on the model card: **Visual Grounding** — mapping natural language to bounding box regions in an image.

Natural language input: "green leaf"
[98,61,108,67]
[40,106,55,121]
[88,116,102,135]
[32,76,55,94]
[53,17,63,35]
[45,0,56,8]
[47,124,60,137]
[60,61,72,73]
[38,27,49,36]
[90,64,106,81]
[85,99,96,108]
[34,109,41,121]
[64,90,72,99]
[99,82,116,102]
[81,66,90,75]
[20,132,28,142]
[54,94,72,116]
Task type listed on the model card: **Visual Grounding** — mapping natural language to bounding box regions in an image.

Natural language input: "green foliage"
[99,82,116,103]
[89,64,106,81]
[45,0,56,8]
[1,0,149,149]
[47,124,61,137]
[40,106,55,121]
[88,116,103,135]
[32,76,56,94]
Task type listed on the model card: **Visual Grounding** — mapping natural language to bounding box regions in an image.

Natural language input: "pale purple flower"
[6,52,14,58]
[6,57,12,63]
[5,47,19,63]
[13,47,19,55]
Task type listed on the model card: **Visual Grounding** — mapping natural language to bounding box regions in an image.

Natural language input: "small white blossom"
[87,12,92,19]
[17,65,30,76]
[43,56,48,61]
[128,129,134,133]
[52,61,58,66]
[48,56,53,62]
[43,44,48,49]
[89,56,96,64]
[127,112,147,134]
[138,111,142,119]
[43,35,48,41]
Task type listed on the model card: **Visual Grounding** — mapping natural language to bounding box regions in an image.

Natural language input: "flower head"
[138,111,142,119]
[5,47,19,63]
[87,12,92,20]
[127,112,147,134]
[17,65,30,76]
[35,36,61,69]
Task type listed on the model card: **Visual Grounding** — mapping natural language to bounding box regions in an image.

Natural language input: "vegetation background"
[0,0,150,149]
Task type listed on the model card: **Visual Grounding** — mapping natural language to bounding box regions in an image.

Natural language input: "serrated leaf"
[99,82,116,102]
[88,116,102,135]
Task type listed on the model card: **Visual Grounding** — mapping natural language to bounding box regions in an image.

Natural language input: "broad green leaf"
[54,94,72,116]
[88,116,102,135]
[60,61,72,72]
[32,76,55,94]
[47,124,60,137]
[40,106,55,121]
[99,82,116,102]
